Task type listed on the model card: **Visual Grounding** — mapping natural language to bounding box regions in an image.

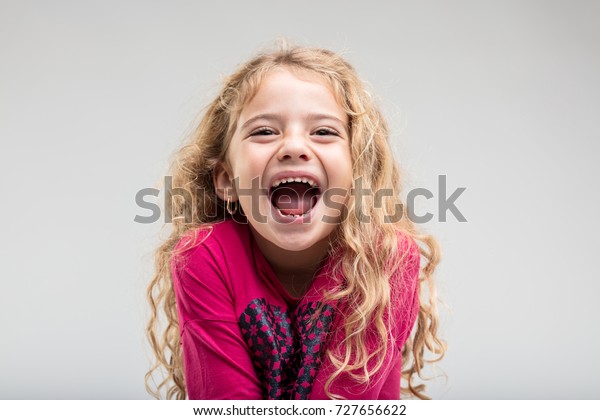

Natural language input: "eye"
[313,128,340,136]
[250,127,277,136]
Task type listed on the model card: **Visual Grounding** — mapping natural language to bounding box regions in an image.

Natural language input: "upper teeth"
[271,177,318,188]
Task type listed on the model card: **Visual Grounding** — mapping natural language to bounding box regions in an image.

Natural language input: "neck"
[249,225,331,294]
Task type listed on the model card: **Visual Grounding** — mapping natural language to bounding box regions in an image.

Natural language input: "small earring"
[226,197,238,215]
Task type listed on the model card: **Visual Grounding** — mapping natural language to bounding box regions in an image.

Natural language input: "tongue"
[271,182,317,216]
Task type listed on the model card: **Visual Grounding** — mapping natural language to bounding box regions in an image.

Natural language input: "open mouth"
[269,179,321,220]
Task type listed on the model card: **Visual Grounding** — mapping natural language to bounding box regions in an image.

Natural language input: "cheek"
[240,144,268,167]
[336,149,354,185]
[231,148,267,186]
[237,163,266,189]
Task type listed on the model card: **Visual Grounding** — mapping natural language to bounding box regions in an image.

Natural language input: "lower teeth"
[273,196,319,219]
[277,208,309,218]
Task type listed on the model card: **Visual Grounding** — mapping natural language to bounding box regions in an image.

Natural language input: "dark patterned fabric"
[238,298,335,399]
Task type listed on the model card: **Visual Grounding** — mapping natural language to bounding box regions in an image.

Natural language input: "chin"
[266,233,317,252]
[275,240,318,252]
[272,228,334,252]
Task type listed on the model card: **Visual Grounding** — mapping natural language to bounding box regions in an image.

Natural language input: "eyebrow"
[240,112,348,133]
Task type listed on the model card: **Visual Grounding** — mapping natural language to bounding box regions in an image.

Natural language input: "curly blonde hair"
[145,40,446,400]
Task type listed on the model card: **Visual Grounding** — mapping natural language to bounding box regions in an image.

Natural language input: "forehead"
[239,67,346,121]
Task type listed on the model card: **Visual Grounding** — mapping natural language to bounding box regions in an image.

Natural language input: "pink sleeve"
[393,234,421,351]
[171,239,263,399]
[377,351,402,399]
[384,234,421,398]
[322,234,421,400]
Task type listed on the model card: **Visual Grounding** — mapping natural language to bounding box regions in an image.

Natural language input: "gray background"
[1,0,598,399]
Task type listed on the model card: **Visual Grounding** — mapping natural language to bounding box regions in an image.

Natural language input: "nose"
[276,129,312,162]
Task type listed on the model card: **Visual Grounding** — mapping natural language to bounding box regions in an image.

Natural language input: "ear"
[213,162,238,201]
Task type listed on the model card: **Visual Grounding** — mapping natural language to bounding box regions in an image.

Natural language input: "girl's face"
[215,67,353,256]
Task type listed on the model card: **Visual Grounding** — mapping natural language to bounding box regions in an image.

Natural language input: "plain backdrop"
[1,0,599,399]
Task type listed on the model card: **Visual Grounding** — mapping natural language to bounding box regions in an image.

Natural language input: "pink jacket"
[171,219,420,399]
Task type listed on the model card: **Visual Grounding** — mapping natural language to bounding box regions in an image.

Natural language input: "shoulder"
[170,219,250,282]
[173,218,248,251]
[170,219,251,323]
[172,219,248,263]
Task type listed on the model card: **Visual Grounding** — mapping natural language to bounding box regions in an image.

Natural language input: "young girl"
[146,41,445,400]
